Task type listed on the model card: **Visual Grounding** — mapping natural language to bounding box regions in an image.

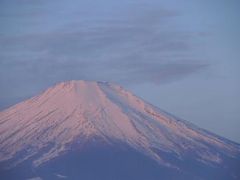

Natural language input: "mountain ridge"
[0,80,239,179]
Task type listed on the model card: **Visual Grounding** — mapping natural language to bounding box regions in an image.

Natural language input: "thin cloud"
[0,0,208,109]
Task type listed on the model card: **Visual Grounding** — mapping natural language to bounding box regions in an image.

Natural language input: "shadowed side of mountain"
[1,139,240,180]
[0,140,177,180]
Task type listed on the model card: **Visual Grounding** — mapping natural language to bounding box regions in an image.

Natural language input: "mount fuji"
[0,80,239,180]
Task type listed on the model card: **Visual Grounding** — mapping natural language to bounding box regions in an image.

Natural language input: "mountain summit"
[0,80,239,179]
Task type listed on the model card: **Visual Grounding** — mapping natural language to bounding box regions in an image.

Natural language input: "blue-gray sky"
[0,0,239,142]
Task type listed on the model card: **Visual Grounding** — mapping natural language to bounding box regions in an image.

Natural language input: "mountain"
[0,80,239,180]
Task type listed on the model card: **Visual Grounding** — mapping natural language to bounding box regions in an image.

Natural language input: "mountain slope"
[0,80,239,179]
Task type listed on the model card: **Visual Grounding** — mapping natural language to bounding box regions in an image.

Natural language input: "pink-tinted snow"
[0,80,239,167]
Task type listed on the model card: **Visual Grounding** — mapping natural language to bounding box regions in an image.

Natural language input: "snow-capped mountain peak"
[0,80,239,177]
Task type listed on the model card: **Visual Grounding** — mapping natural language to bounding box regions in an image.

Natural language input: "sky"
[0,0,239,142]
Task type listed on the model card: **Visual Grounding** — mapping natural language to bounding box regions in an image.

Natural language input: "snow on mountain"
[0,80,239,179]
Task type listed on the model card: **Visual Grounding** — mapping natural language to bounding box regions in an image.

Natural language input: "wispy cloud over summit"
[0,0,208,109]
